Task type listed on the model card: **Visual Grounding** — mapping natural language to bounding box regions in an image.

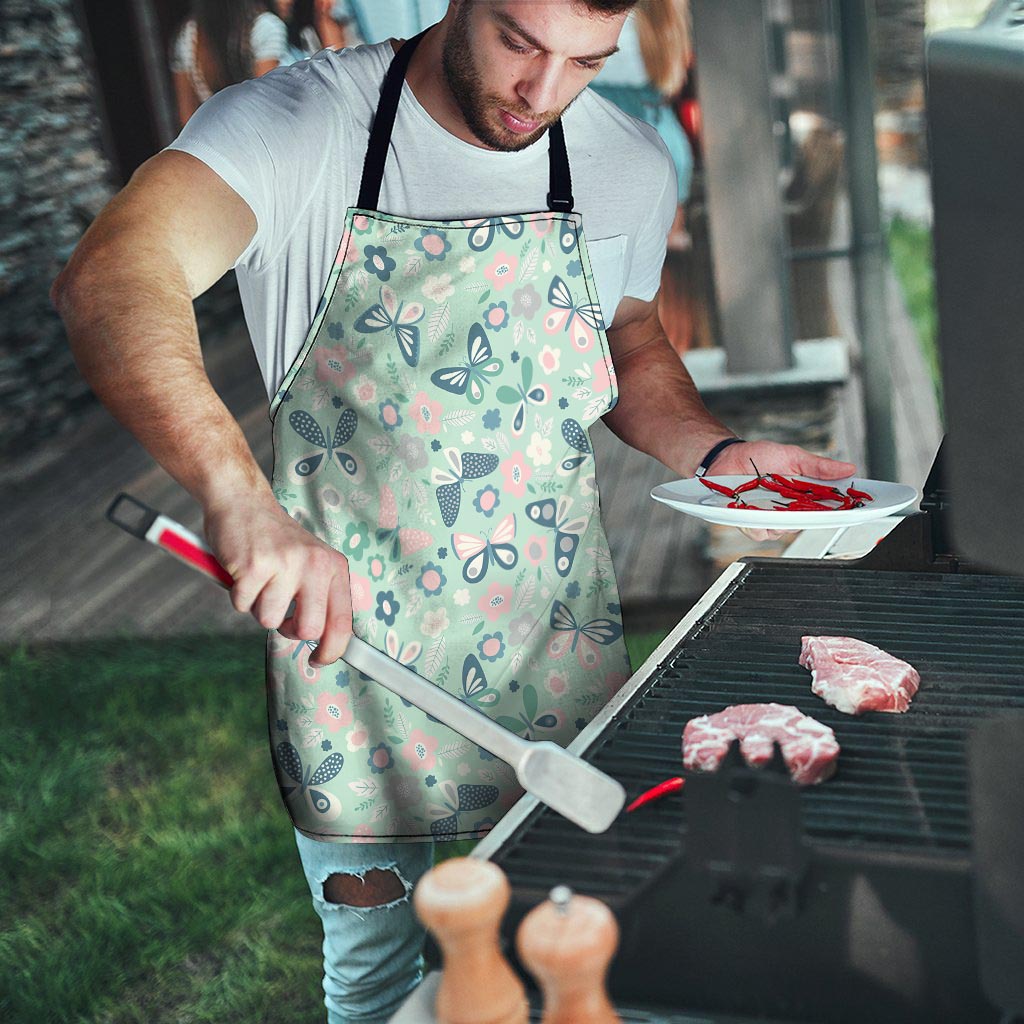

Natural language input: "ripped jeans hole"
[323,868,409,909]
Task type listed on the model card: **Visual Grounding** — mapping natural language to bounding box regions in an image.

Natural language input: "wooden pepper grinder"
[413,856,528,1024]
[516,885,621,1024]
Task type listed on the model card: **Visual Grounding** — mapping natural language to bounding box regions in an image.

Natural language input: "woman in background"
[591,0,694,207]
[276,0,351,64]
[171,0,289,127]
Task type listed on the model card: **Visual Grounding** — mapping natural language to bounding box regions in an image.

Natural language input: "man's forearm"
[602,331,734,478]
[53,253,272,514]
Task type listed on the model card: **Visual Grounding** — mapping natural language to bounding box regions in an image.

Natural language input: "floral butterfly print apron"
[266,31,631,843]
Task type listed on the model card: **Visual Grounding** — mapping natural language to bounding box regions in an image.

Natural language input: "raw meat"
[799,636,920,716]
[682,703,840,786]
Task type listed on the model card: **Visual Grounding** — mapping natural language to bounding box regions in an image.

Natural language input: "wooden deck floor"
[1,250,940,645]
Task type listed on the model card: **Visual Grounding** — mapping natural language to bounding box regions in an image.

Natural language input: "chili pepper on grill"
[698,477,738,498]
[625,776,685,813]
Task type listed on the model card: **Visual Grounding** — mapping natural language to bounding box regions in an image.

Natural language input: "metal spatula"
[106,493,626,834]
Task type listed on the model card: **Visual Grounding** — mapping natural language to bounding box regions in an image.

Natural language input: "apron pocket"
[585,234,628,329]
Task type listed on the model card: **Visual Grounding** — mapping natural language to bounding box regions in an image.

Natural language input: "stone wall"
[0,0,115,460]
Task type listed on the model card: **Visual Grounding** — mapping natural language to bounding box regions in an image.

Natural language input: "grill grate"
[493,563,1024,902]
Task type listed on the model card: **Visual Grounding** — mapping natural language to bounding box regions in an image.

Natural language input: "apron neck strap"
[357,30,575,215]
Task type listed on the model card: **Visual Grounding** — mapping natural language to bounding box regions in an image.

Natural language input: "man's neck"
[394,27,500,150]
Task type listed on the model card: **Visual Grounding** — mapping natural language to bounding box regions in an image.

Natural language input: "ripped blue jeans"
[294,829,436,1024]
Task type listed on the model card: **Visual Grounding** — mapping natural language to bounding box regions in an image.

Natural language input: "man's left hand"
[707,440,857,542]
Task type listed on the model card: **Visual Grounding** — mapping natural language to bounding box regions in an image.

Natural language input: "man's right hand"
[204,496,353,665]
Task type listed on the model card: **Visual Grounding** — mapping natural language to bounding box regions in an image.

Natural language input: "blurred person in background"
[592,0,693,242]
[276,0,351,62]
[171,0,289,127]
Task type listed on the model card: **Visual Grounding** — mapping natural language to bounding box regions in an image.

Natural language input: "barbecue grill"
[466,9,1024,1022]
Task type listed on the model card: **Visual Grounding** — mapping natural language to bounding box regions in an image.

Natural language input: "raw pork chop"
[799,636,920,716]
[682,703,840,786]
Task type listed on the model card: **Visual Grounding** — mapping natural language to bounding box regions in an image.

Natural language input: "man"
[52,2,855,1020]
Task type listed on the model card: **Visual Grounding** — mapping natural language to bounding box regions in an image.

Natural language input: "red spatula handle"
[106,492,234,588]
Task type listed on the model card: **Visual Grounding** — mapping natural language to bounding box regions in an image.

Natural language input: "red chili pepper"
[699,477,737,498]
[776,498,835,511]
[847,486,873,501]
[734,478,762,494]
[772,473,844,498]
[626,776,685,813]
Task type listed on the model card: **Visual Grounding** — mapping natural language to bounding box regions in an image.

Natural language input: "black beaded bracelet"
[694,437,745,478]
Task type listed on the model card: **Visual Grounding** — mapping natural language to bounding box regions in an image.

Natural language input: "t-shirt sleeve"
[251,12,289,62]
[622,128,678,302]
[165,66,341,273]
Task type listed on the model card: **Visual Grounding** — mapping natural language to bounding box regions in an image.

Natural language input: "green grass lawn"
[0,630,665,1023]
[887,215,941,406]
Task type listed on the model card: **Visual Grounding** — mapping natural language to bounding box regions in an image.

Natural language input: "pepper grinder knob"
[413,857,528,1024]
[516,885,621,1024]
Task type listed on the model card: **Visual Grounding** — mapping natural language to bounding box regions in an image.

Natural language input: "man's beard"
[441,4,558,151]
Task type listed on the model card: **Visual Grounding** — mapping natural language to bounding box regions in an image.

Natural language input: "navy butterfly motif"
[428,781,501,840]
[459,654,502,709]
[465,215,525,252]
[275,742,345,816]
[546,599,624,669]
[288,408,358,482]
[451,513,519,584]
[524,495,588,577]
[543,276,605,354]
[558,418,593,474]
[495,683,560,741]
[495,357,550,437]
[354,284,424,367]
[431,447,499,528]
[430,323,503,404]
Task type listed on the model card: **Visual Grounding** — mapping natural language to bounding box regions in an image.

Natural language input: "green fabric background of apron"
[266,32,631,842]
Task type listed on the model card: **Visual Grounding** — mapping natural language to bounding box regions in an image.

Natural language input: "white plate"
[650,476,920,530]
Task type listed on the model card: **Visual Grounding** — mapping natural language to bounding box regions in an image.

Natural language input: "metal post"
[837,1,898,480]
[690,0,795,374]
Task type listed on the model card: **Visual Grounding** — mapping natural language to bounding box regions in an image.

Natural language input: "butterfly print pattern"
[268,208,630,843]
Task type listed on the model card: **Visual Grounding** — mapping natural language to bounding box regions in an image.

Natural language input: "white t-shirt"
[168,40,677,399]
[170,12,289,103]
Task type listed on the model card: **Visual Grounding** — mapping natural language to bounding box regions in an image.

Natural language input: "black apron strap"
[357,30,576,215]
[357,30,429,212]
[546,119,574,213]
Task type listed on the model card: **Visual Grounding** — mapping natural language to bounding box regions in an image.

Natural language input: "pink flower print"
[484,251,518,291]
[346,720,370,752]
[411,390,443,435]
[396,433,428,470]
[403,729,439,772]
[352,214,372,234]
[352,824,376,843]
[538,344,561,375]
[530,214,555,238]
[545,670,569,698]
[349,573,373,614]
[524,534,548,566]
[526,432,552,467]
[478,581,513,622]
[422,273,455,303]
[592,355,616,393]
[315,344,358,387]
[335,230,362,267]
[500,453,532,498]
[315,690,353,732]
[483,301,510,331]
[368,555,386,581]
[354,376,377,403]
